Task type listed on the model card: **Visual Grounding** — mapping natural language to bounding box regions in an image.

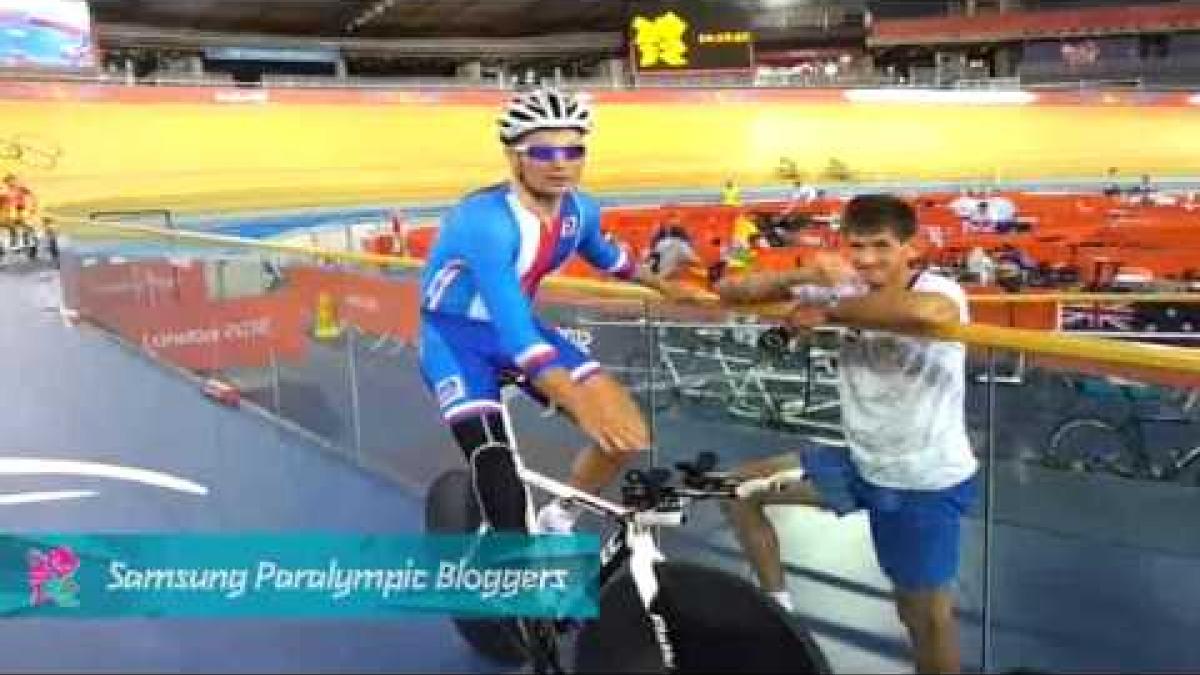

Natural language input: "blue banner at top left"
[0,533,600,619]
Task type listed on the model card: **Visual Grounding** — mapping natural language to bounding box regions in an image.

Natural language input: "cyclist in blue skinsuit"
[419,87,699,535]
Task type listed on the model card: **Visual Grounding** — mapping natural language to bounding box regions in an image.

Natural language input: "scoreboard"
[629,1,755,72]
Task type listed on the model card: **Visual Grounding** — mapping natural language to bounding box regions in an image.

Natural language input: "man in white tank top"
[714,193,979,675]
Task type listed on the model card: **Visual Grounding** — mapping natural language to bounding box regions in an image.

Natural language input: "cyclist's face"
[845,230,916,288]
[506,129,586,199]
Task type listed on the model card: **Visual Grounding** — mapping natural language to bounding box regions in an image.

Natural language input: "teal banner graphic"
[0,534,599,618]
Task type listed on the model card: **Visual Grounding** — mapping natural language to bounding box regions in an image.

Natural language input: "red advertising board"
[68,257,308,370]
[130,294,308,371]
[287,265,421,344]
[74,257,208,315]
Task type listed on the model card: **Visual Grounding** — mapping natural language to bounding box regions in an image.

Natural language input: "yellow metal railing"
[55,214,1200,379]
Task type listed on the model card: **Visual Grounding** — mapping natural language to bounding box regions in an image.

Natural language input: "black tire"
[574,560,830,674]
[423,469,528,667]
[1044,418,1147,478]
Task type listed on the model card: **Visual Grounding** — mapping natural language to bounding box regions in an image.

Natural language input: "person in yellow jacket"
[725,214,763,274]
[721,178,741,206]
[732,212,759,249]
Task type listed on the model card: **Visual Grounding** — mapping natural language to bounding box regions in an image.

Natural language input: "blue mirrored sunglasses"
[514,144,587,162]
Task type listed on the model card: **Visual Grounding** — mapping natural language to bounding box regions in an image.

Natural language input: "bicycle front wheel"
[574,560,830,673]
[1044,418,1146,478]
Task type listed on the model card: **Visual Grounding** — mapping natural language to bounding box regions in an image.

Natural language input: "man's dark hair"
[841,194,917,241]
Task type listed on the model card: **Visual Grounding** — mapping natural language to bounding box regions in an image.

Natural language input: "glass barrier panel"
[346,263,451,490]
[524,291,660,511]
[265,251,359,461]
[650,314,991,674]
[986,345,1200,672]
[34,229,226,529]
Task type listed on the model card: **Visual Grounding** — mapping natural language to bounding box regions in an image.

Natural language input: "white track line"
[0,458,208,495]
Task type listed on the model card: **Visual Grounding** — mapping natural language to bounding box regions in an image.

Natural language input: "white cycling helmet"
[497,87,593,145]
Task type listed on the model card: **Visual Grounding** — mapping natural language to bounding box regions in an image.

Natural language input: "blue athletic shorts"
[418,311,601,423]
[797,444,978,591]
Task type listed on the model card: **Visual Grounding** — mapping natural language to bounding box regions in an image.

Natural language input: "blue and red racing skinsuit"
[418,182,635,423]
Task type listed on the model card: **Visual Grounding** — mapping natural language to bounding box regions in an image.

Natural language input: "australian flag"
[1061,302,1137,331]
[1062,302,1200,334]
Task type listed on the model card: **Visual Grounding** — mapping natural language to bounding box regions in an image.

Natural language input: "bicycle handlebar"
[620,452,746,512]
[521,452,762,526]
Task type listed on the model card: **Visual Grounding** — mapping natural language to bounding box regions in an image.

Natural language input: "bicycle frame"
[1149,389,1200,479]
[1167,444,1200,477]
[497,394,683,672]
[475,383,825,673]
[517,468,676,600]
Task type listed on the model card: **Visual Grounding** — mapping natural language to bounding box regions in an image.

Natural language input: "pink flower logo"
[28,546,81,608]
